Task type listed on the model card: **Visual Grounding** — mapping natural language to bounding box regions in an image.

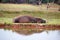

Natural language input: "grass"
[0,11,60,24]
[0,3,60,24]
[0,3,59,12]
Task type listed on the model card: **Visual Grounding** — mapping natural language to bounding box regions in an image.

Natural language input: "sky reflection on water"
[0,29,60,40]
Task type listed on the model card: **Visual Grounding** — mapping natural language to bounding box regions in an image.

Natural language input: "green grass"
[0,11,60,24]
[0,4,60,24]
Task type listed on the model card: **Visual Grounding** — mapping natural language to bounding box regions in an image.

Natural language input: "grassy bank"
[0,11,60,24]
[0,4,60,24]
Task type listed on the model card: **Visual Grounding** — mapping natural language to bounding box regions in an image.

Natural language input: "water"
[0,29,60,40]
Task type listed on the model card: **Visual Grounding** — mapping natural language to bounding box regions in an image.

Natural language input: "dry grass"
[0,3,60,12]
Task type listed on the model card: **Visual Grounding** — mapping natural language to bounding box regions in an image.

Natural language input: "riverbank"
[0,23,60,30]
[0,4,60,24]
[0,11,60,24]
[0,23,60,35]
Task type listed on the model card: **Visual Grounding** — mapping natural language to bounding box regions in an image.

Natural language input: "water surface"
[0,29,60,40]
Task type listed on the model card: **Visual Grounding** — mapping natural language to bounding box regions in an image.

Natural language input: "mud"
[0,23,60,35]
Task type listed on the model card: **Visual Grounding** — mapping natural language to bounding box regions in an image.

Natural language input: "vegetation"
[0,3,60,35]
[0,4,60,24]
[0,11,60,24]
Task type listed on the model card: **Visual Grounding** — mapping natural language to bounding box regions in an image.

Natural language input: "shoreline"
[0,23,60,35]
[0,23,60,30]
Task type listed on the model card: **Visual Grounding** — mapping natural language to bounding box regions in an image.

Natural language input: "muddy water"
[0,29,60,40]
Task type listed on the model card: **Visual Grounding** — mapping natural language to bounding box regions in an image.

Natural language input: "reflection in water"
[0,24,45,35]
[0,24,60,35]
[0,29,60,40]
[0,24,60,40]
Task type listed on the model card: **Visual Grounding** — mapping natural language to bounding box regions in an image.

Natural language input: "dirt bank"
[0,23,60,30]
[0,23,60,35]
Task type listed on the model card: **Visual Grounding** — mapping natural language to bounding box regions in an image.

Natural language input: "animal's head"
[35,18,46,23]
[40,19,46,23]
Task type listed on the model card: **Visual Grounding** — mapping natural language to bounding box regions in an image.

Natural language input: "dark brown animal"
[35,18,46,23]
[14,16,46,23]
